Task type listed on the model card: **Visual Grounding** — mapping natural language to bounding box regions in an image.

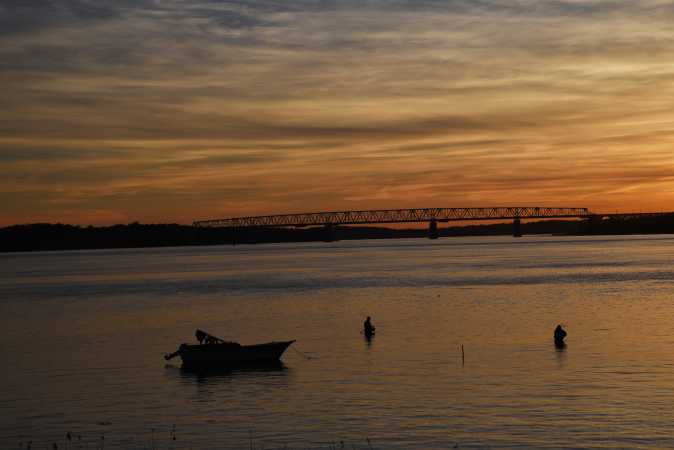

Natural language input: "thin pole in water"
[461,344,465,365]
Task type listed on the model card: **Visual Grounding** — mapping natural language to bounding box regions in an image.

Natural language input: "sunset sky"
[2,0,674,226]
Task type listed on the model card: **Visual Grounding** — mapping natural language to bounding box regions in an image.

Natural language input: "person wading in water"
[363,316,376,337]
[554,324,567,348]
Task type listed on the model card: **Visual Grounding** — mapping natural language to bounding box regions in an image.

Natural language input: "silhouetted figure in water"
[554,324,567,348]
[363,316,376,338]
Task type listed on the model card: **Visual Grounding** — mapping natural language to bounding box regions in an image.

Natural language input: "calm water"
[2,235,674,449]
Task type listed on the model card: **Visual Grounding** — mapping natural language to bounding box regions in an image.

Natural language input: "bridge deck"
[194,207,591,228]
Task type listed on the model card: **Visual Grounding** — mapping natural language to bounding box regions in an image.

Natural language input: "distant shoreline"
[2,215,674,253]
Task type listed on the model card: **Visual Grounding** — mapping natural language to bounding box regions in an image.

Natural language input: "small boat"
[164,329,295,368]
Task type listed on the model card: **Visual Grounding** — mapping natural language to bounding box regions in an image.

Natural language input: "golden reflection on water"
[2,236,674,449]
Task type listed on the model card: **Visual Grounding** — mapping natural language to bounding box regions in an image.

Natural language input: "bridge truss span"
[194,207,591,228]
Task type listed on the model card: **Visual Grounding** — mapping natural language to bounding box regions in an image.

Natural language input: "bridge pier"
[428,219,439,239]
[581,215,602,235]
[323,223,335,242]
[513,218,522,237]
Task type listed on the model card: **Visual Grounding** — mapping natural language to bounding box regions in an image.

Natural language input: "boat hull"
[178,340,295,368]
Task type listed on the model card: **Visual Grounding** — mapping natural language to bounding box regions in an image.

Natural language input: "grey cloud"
[3,0,672,82]
[158,152,289,170]
[0,0,276,37]
[0,147,134,162]
[0,1,134,36]
[0,0,661,41]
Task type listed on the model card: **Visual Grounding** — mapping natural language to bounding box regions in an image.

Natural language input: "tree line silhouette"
[2,214,674,252]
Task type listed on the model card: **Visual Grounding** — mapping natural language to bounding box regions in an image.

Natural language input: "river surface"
[2,235,674,449]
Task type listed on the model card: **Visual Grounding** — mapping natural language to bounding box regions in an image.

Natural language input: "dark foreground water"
[2,235,674,449]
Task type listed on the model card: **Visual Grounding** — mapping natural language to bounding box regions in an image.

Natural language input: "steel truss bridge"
[194,207,592,229]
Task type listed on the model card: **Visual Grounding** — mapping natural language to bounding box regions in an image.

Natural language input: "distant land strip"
[2,214,674,252]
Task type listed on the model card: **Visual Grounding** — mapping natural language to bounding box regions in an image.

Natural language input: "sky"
[2,0,674,226]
